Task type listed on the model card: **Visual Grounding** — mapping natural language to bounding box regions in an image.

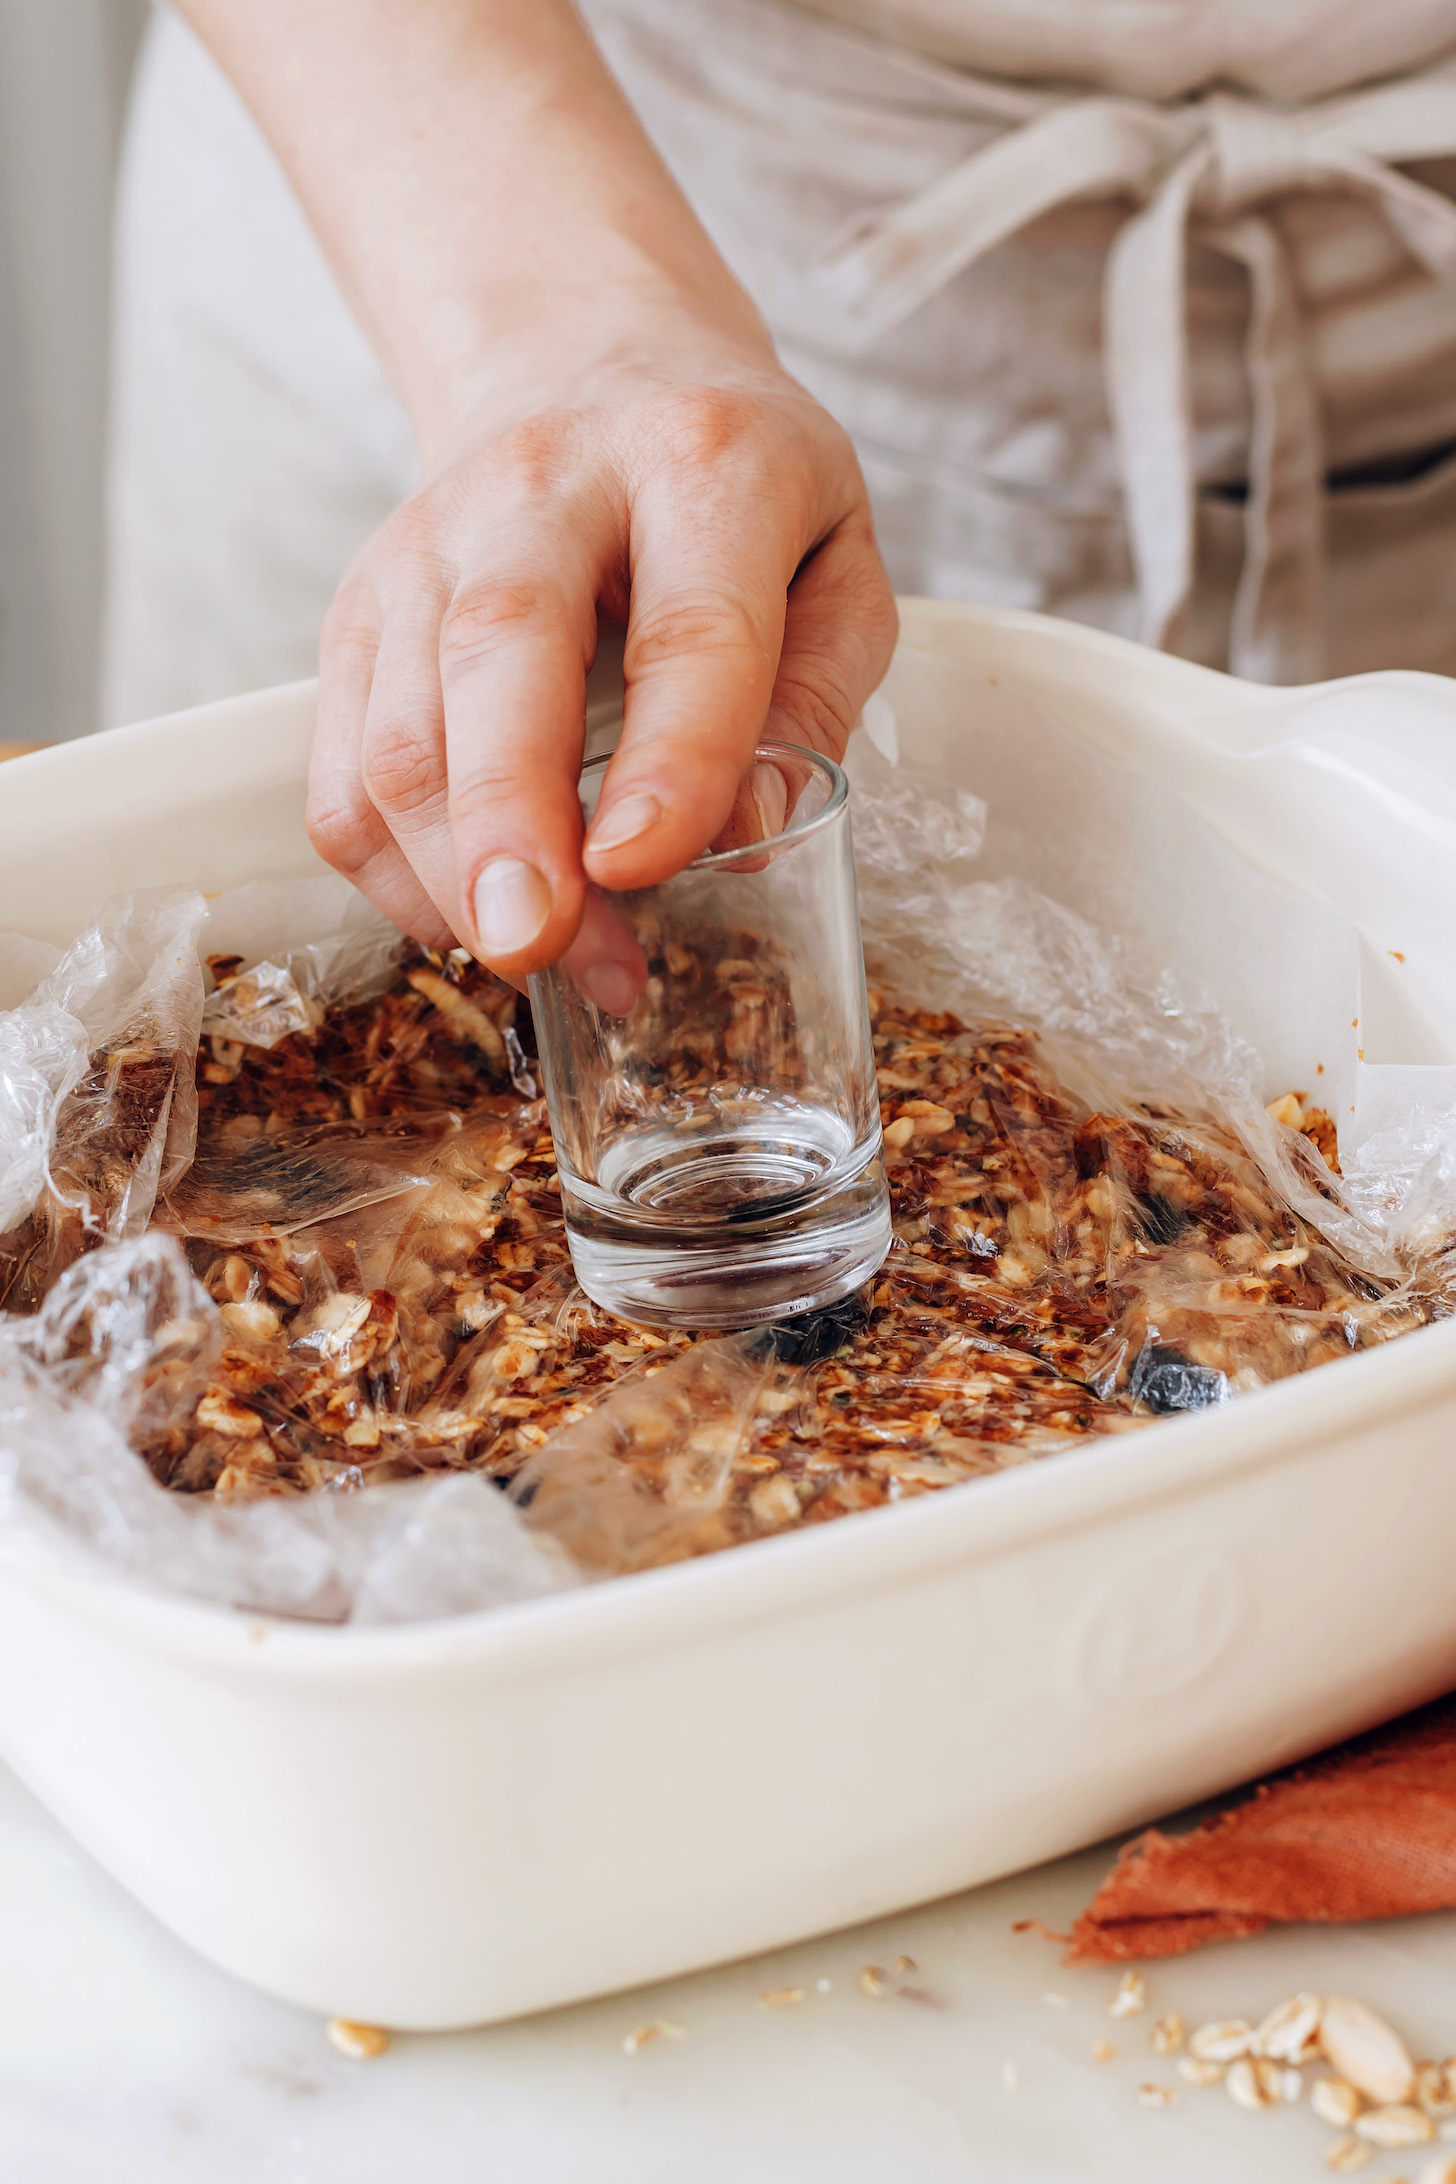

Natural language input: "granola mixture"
[0,943,1429,1570]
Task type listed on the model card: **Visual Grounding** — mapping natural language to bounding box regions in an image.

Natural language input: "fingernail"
[472,858,552,958]
[750,760,789,840]
[588,791,661,855]
[578,959,641,1016]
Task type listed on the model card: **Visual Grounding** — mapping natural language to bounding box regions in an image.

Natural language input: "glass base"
[561,1144,892,1332]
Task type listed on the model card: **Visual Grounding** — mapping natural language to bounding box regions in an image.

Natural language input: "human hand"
[305,335,897,1007]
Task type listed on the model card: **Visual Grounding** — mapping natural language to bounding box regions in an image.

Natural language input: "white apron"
[103,3,1456,725]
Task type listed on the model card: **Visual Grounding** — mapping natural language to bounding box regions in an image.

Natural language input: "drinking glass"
[529,741,890,1328]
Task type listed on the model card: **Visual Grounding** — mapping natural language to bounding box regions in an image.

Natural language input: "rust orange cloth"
[1064,1698,1456,1962]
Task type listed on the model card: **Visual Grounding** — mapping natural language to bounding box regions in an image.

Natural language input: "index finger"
[581,399,812,891]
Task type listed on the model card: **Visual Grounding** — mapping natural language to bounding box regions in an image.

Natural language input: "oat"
[1354,2106,1437,2149]
[195,1390,265,1440]
[32,943,1427,1536]
[1137,2083,1173,2109]
[1226,2056,1293,2110]
[622,2020,685,2055]
[1321,1997,1417,2106]
[1313,2078,1365,2128]
[892,1955,917,1976]
[1325,2135,1374,2172]
[759,1987,804,2008]
[1190,2019,1256,2063]
[1092,2041,1116,2064]
[1150,2014,1185,2056]
[860,1966,889,1998]
[326,2018,389,2060]
[1417,2062,1456,2118]
[1177,2056,1226,2087]
[1110,1971,1147,2019]
[1255,1991,1323,2064]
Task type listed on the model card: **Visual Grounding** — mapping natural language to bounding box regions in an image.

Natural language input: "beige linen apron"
[103,3,1456,726]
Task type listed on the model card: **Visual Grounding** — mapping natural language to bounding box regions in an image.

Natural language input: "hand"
[305,332,897,1002]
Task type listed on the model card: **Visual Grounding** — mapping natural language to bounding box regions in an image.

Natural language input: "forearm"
[176,0,774,461]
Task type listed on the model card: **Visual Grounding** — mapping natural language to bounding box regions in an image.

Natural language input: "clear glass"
[529,742,890,1329]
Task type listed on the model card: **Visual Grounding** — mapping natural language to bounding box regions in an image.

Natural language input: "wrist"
[415,287,786,472]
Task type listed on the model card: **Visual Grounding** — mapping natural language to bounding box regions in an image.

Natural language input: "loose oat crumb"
[1354,2105,1436,2149]
[1189,2019,1256,2064]
[1226,2056,1289,2111]
[1255,1992,1324,2065]
[892,1955,917,1977]
[1313,2078,1364,2128]
[326,2018,389,2060]
[1150,2013,1185,2056]
[1137,2083,1173,2109]
[621,2020,684,2055]
[1110,1970,1147,2019]
[1092,2041,1116,2064]
[759,1987,805,2009]
[860,1965,889,1998]
[1415,2061,1455,2118]
[1324,2134,1374,2172]
[1178,2056,1226,2087]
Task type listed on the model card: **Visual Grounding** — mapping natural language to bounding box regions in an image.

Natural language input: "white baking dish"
[2,601,1455,2031]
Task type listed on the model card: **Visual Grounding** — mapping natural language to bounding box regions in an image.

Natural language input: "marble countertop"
[3,1753,1452,2184]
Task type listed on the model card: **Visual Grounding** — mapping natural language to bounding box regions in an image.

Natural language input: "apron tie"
[818,66,1456,680]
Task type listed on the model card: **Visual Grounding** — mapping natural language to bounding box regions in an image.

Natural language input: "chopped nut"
[1110,1970,1147,2019]
[1150,2014,1185,2056]
[1313,2079,1366,2129]
[1354,2105,1436,2150]
[1137,2083,1173,2110]
[1321,1997,1417,2106]
[327,2018,389,2060]
[1190,2019,1255,2063]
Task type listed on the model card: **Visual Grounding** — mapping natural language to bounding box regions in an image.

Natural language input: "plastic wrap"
[0,889,208,1310]
[4,717,1456,1617]
[0,1232,566,1621]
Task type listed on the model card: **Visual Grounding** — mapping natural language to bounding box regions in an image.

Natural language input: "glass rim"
[578,739,847,874]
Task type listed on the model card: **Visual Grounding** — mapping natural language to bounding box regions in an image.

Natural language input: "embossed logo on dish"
[1073,1552,1245,1704]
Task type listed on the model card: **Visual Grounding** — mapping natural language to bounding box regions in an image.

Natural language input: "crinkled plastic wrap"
[2,748,1456,1617]
[0,884,566,1622]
